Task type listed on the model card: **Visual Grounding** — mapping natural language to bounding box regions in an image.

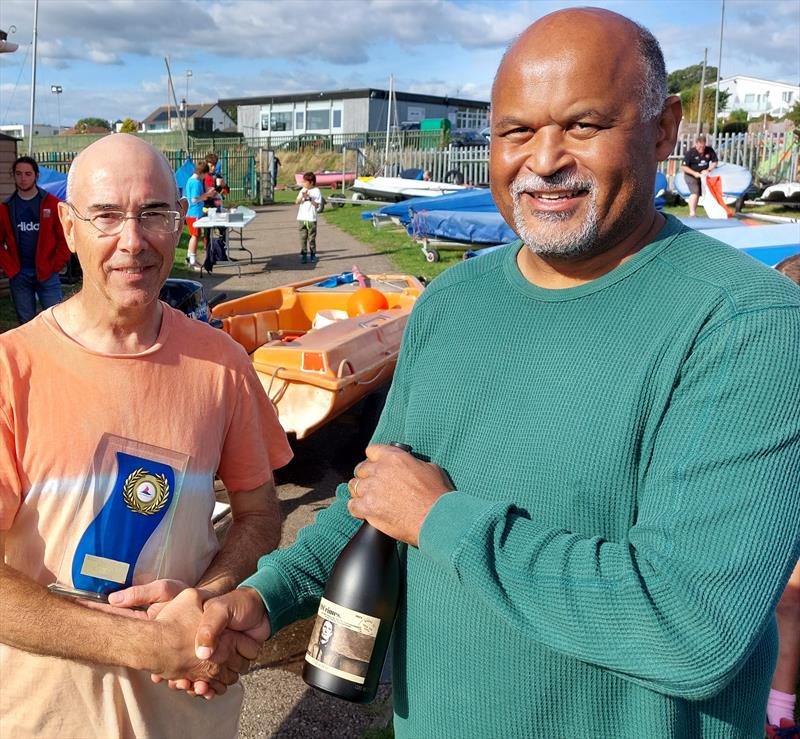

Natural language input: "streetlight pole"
[27,0,39,154]
[51,85,62,132]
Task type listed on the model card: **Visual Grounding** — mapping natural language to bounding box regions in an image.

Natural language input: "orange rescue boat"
[212,273,424,438]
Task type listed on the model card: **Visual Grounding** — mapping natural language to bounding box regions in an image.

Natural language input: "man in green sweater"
[189,8,800,737]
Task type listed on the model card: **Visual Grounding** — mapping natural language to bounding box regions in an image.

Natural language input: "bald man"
[197,9,799,738]
[0,135,292,738]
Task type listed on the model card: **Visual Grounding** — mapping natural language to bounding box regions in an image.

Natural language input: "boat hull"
[295,171,356,187]
[212,274,424,438]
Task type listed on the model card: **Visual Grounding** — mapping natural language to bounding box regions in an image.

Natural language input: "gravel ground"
[209,203,397,738]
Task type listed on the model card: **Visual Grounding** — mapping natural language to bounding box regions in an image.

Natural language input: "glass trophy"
[48,433,188,603]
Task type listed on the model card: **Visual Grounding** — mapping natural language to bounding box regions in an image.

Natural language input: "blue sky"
[1,0,798,129]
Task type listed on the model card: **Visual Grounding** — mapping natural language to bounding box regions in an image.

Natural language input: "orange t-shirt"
[0,304,293,739]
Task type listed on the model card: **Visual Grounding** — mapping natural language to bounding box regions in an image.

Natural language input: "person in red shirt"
[0,156,70,323]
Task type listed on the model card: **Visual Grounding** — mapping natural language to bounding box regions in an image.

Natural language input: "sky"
[1,0,798,129]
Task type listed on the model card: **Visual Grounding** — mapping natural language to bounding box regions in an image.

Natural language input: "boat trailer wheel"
[425,248,440,263]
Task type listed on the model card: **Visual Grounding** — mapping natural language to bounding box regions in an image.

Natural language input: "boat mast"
[164,57,189,153]
[27,0,39,155]
[383,74,393,174]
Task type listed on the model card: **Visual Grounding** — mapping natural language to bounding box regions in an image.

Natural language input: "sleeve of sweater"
[239,307,416,632]
[418,305,800,700]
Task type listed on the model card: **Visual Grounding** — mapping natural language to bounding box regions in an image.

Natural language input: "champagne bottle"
[302,442,410,703]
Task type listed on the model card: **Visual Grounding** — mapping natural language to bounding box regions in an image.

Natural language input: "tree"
[119,118,138,133]
[785,102,800,127]
[667,63,719,94]
[726,109,749,124]
[75,117,111,133]
[680,84,731,130]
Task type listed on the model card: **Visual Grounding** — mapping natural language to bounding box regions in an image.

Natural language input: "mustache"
[510,171,596,196]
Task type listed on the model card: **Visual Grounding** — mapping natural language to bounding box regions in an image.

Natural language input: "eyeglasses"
[66,202,181,235]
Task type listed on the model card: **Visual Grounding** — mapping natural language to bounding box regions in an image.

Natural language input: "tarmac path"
[207,202,397,738]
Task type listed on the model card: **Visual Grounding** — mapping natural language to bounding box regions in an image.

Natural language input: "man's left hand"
[347,443,454,546]
[108,578,195,619]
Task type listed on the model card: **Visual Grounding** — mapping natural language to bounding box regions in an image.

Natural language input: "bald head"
[67,134,178,204]
[494,8,667,123]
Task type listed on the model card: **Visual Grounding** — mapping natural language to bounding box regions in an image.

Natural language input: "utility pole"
[696,49,708,134]
[712,0,725,142]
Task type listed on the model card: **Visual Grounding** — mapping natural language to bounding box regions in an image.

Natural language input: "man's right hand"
[197,586,270,659]
[152,589,262,697]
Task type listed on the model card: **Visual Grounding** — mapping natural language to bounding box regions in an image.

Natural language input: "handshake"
[103,580,268,700]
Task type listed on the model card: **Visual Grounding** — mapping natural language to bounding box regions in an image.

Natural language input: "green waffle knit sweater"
[243,215,800,738]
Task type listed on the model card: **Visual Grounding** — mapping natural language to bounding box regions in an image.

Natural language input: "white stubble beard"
[511,172,600,259]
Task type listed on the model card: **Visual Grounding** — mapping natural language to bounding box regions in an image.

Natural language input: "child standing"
[295,172,322,264]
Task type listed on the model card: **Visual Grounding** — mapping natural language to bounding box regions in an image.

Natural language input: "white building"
[708,75,799,119]
[222,88,490,139]
[0,123,59,139]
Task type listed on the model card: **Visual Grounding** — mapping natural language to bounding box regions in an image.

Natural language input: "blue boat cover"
[409,209,517,245]
[363,188,498,223]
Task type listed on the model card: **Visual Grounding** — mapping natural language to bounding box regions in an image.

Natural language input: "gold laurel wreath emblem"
[122,468,169,515]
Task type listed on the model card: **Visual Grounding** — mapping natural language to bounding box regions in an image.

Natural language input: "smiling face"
[59,136,185,319]
[490,10,671,260]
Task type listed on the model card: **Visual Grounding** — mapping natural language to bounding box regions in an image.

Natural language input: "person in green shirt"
[184,8,799,738]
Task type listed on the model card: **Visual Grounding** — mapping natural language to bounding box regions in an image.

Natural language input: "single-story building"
[220,88,490,139]
[141,102,236,133]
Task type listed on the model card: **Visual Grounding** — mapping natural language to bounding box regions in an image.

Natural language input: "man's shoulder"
[416,242,515,309]
[163,305,251,365]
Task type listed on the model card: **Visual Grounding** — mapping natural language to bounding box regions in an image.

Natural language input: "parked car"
[449,129,489,148]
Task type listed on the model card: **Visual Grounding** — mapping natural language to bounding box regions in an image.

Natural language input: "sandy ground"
[207,202,397,738]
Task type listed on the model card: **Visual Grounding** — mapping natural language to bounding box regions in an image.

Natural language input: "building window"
[307,109,330,130]
[783,91,794,103]
[332,109,342,128]
[296,111,305,129]
[270,112,293,132]
[744,93,755,104]
[455,107,489,129]
[260,113,270,131]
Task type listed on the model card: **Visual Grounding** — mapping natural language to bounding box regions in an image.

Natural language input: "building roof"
[142,102,222,125]
[219,88,490,109]
[709,75,800,90]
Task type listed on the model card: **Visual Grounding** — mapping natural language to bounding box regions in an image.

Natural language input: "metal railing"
[30,130,798,200]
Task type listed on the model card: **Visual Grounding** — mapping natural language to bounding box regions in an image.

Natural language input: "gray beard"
[511,172,599,259]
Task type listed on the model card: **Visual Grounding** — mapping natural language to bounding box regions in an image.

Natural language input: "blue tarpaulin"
[37,166,68,201]
[175,156,195,196]
[409,210,517,245]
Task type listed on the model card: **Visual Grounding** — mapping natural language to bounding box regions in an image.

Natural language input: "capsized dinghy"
[211,273,424,438]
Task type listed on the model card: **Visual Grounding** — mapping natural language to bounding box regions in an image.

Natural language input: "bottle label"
[304,597,380,685]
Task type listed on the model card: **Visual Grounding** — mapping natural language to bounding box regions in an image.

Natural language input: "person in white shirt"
[295,172,322,264]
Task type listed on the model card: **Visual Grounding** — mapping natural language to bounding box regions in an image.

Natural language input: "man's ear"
[655,95,682,163]
[57,201,78,255]
[177,197,188,218]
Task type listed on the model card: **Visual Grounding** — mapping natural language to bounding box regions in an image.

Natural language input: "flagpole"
[27,0,39,155]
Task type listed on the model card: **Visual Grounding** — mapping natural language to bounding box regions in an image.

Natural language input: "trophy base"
[47,583,110,604]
